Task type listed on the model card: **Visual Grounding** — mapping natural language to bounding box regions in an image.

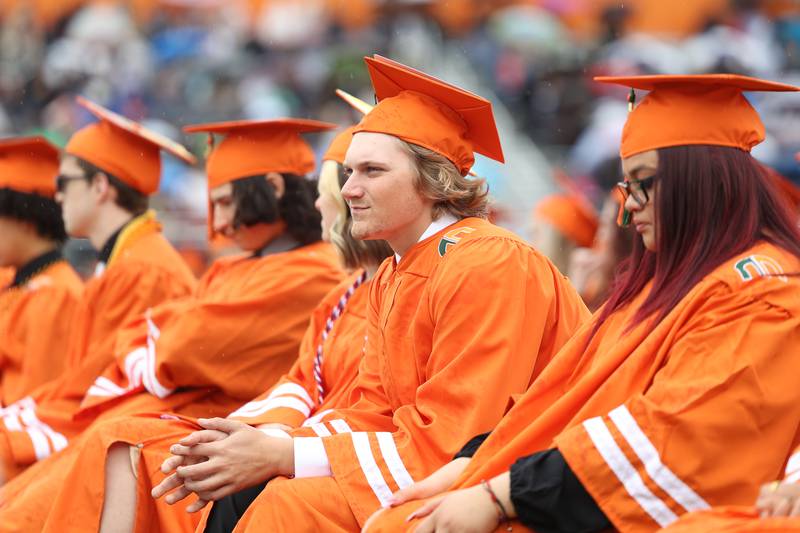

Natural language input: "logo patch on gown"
[438,227,475,257]
[734,254,787,283]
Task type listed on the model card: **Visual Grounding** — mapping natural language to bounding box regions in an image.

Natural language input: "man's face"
[341,132,432,247]
[210,181,276,252]
[55,155,96,238]
[0,217,27,267]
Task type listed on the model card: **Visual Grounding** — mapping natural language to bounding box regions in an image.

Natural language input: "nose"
[54,191,64,205]
[340,175,361,201]
[212,205,230,235]
[314,195,322,211]
[623,190,641,213]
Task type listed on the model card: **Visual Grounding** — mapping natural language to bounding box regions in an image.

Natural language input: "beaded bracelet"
[481,479,513,532]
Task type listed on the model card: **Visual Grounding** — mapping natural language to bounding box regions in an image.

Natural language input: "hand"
[410,485,500,533]
[152,418,294,512]
[389,458,470,507]
[151,426,229,510]
[757,481,800,517]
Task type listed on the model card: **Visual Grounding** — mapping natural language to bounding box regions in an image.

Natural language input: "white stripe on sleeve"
[376,432,414,490]
[268,383,314,408]
[329,419,352,434]
[609,405,709,513]
[583,416,678,527]
[351,432,394,508]
[310,423,332,437]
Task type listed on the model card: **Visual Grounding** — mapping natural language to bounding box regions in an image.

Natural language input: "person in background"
[0,98,198,481]
[0,137,82,406]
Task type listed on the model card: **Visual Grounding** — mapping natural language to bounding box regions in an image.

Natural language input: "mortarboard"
[0,137,60,197]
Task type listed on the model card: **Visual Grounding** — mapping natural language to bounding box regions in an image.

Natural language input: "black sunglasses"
[55,174,88,193]
[616,174,657,207]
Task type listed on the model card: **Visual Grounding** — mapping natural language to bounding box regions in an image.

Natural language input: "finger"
[178,430,228,446]
[176,460,218,481]
[184,474,226,495]
[773,497,793,517]
[197,418,244,433]
[160,454,185,474]
[171,443,213,458]
[790,497,800,517]
[186,498,210,514]
[151,473,185,499]
[165,486,193,505]
[412,513,436,533]
[198,485,237,503]
[407,497,445,522]
[391,482,429,506]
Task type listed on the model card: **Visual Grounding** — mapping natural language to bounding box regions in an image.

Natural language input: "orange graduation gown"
[368,242,800,533]
[0,211,197,478]
[0,260,82,406]
[229,217,589,532]
[659,445,800,532]
[15,270,368,533]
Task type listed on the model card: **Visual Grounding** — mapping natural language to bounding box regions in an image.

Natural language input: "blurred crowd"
[1,0,799,306]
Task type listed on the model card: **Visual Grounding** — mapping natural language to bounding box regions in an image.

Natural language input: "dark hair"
[593,145,800,336]
[75,158,149,215]
[0,187,67,243]
[231,173,322,245]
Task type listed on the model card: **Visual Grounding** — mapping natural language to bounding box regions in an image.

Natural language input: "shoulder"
[701,243,800,314]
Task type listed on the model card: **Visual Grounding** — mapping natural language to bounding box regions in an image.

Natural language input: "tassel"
[628,88,636,112]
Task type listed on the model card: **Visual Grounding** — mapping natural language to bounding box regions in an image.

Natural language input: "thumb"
[197,417,244,433]
[390,479,434,507]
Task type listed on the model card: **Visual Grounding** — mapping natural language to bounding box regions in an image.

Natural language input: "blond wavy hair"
[400,141,490,220]
[318,160,393,270]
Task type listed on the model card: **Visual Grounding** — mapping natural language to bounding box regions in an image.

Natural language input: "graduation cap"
[0,136,60,197]
[184,118,337,190]
[354,54,504,176]
[595,74,800,158]
[65,97,196,195]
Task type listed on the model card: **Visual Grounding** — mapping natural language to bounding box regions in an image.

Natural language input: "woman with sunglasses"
[364,74,800,533]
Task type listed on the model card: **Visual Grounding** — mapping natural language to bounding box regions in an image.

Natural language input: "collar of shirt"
[11,249,63,288]
[97,218,133,265]
[395,213,459,263]
[254,233,303,258]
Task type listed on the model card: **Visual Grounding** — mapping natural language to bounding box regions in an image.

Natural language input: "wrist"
[276,436,295,477]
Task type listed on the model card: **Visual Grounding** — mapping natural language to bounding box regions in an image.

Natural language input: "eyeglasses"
[616,174,657,207]
[55,174,88,193]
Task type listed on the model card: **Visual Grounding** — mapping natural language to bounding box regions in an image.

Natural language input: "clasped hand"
[150,418,293,513]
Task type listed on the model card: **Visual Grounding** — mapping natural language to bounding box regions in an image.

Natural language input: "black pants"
[203,482,267,533]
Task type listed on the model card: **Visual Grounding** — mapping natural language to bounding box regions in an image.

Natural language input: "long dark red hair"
[591,145,800,336]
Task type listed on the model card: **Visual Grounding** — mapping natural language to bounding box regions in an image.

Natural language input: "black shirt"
[455,434,612,533]
[11,249,63,288]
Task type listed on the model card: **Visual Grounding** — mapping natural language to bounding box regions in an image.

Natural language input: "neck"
[88,206,136,251]
[387,211,435,258]
[14,238,58,269]
[363,261,381,280]
[252,220,289,253]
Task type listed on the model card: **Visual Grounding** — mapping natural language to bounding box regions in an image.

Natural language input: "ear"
[264,172,285,200]
[92,172,116,203]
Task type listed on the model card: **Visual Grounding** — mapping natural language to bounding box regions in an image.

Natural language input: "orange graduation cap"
[0,136,60,197]
[183,118,337,189]
[65,96,196,195]
[534,194,599,248]
[355,54,504,176]
[594,74,800,158]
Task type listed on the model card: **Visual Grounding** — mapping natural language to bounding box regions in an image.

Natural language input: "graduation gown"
[0,258,82,406]
[225,217,589,532]
[659,445,800,532]
[7,270,367,533]
[368,242,800,533]
[0,211,197,478]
